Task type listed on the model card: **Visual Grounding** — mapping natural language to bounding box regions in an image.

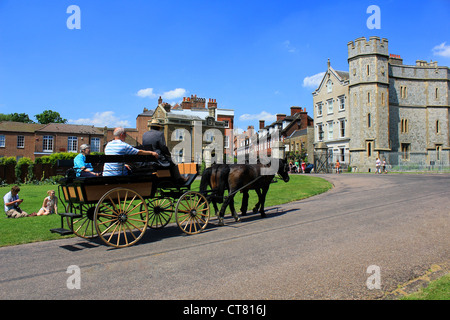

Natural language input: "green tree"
[0,113,35,123]
[35,110,67,124]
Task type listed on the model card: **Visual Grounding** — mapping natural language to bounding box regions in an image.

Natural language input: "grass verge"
[401,274,450,300]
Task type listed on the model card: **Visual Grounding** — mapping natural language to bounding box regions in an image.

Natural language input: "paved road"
[0,173,448,300]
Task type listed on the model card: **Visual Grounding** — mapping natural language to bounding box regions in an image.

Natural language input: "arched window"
[327,80,332,93]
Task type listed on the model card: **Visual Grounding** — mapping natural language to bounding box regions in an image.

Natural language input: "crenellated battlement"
[348,36,389,60]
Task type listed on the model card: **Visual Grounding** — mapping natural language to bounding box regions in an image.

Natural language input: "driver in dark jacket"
[142,119,187,184]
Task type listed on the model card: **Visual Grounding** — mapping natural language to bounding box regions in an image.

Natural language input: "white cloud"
[136,88,157,98]
[239,111,276,122]
[302,72,325,88]
[136,87,187,100]
[69,111,131,128]
[161,88,187,100]
[432,42,450,58]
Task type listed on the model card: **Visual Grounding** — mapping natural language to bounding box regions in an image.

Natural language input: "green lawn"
[402,274,450,300]
[0,175,332,247]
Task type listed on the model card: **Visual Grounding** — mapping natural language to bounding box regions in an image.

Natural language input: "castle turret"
[348,37,390,171]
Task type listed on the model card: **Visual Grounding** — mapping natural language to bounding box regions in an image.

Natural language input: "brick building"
[0,121,106,161]
[1,95,234,165]
[235,106,314,160]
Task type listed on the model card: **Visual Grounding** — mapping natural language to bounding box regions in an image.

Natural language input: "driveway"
[0,173,448,300]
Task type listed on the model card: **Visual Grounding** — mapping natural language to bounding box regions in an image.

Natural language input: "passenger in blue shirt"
[74,144,101,177]
[103,127,158,176]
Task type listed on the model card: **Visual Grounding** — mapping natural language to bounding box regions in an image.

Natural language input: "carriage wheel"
[94,188,149,248]
[175,191,210,235]
[147,197,174,229]
[66,203,98,239]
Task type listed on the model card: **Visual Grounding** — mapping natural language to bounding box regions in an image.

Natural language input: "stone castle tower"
[348,36,391,170]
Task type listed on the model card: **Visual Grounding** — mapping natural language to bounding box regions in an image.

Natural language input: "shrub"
[0,157,17,166]
[15,157,34,182]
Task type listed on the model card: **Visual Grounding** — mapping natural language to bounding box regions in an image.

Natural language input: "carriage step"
[50,228,74,236]
[58,212,82,218]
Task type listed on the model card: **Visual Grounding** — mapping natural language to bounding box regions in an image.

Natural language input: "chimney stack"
[259,120,265,130]
[290,106,302,116]
[207,98,217,118]
[276,114,286,121]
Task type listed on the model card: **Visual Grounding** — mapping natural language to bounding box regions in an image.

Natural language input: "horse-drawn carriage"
[51,154,290,248]
[50,154,210,248]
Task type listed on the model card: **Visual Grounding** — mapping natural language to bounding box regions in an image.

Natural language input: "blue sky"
[1,0,449,132]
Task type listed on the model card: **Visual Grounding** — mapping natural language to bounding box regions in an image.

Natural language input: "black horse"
[216,158,290,226]
[199,164,231,216]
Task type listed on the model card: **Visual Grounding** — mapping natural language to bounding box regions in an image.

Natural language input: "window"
[43,135,54,152]
[338,96,345,110]
[0,135,5,148]
[174,129,185,141]
[224,135,229,149]
[328,122,333,140]
[367,92,371,104]
[381,92,385,106]
[91,137,100,152]
[367,142,372,157]
[223,120,229,128]
[327,80,332,93]
[327,99,333,114]
[400,86,407,99]
[367,65,370,76]
[401,119,409,133]
[17,135,24,149]
[339,119,346,138]
[401,143,410,160]
[435,88,439,100]
[436,145,442,161]
[317,102,323,116]
[68,136,78,153]
[368,113,372,128]
[318,124,324,141]
[340,147,345,162]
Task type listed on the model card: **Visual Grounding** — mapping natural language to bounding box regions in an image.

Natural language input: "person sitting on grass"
[36,190,58,216]
[3,186,31,218]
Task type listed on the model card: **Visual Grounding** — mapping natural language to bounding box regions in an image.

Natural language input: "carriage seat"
[177,163,198,186]
[152,163,198,186]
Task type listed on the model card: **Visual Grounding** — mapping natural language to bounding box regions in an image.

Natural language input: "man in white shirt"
[103,127,158,176]
[4,185,29,218]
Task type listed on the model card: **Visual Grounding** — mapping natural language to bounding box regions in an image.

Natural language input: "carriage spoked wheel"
[66,203,99,239]
[94,188,149,248]
[146,197,174,229]
[175,191,210,235]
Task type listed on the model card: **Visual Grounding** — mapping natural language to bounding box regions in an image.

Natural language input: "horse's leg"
[212,200,219,216]
[259,186,270,218]
[228,194,241,222]
[252,188,262,214]
[240,191,249,216]
[217,199,227,226]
